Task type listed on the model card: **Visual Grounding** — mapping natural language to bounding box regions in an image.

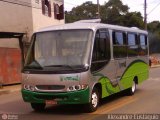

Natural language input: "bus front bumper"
[21,88,90,104]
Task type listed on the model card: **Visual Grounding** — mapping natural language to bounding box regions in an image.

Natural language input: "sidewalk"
[151,64,160,68]
[0,84,21,95]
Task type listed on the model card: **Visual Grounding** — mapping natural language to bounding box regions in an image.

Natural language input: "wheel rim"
[91,92,98,108]
[132,81,136,93]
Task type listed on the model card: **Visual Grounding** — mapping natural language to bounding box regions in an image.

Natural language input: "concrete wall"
[31,0,64,33]
[0,0,33,41]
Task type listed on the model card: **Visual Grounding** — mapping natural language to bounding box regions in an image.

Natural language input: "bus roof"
[37,22,148,34]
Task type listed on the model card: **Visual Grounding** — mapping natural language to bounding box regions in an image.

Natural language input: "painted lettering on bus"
[60,75,79,81]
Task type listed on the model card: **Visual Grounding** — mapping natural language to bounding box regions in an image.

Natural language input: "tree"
[65,0,144,29]
[148,21,160,33]
[149,32,160,54]
[101,0,129,24]
[148,21,160,54]
[122,12,144,29]
[65,1,97,23]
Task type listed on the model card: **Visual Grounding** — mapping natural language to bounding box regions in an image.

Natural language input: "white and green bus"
[21,19,149,112]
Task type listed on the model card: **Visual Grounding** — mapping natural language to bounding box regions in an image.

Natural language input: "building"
[0,0,64,85]
[0,0,64,41]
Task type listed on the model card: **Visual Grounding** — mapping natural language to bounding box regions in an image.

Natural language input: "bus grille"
[36,85,65,90]
[35,94,67,100]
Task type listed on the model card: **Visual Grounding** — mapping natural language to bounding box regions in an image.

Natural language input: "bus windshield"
[24,29,93,71]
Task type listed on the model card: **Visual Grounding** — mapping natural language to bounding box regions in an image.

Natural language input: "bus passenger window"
[91,29,110,72]
[139,34,148,56]
[113,32,124,45]
[113,31,127,58]
[127,33,138,57]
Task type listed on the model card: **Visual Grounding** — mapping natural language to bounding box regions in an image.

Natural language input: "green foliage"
[65,0,144,28]
[148,21,160,54]
[148,21,160,33]
[65,1,97,23]
[122,12,144,29]
[102,0,129,24]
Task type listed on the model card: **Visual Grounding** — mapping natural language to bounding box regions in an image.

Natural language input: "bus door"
[91,29,112,79]
[112,31,127,90]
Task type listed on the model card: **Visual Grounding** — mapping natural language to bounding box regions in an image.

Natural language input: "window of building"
[139,34,148,55]
[42,0,51,17]
[55,4,60,14]
[44,5,49,16]
[113,31,127,58]
[127,33,138,57]
[35,0,39,4]
[91,29,110,72]
[54,3,64,20]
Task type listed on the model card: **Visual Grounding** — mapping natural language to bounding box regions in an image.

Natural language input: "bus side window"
[91,29,110,72]
[127,33,138,57]
[113,31,127,58]
[139,34,148,56]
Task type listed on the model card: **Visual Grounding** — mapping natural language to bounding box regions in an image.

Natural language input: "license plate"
[45,100,57,105]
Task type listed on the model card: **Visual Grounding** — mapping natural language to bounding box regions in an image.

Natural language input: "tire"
[127,80,137,95]
[31,103,46,112]
[85,88,99,112]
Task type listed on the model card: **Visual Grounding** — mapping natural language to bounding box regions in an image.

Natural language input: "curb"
[151,65,160,68]
[0,85,21,96]
[0,89,10,95]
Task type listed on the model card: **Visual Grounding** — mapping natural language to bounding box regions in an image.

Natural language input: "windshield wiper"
[44,65,74,68]
[24,65,43,69]
[44,65,82,72]
[24,60,43,70]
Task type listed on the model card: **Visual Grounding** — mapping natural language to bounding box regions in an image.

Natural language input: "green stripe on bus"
[21,88,90,104]
[98,61,149,98]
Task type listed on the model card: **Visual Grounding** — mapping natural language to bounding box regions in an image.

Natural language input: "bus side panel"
[98,77,120,98]
[98,61,148,99]
[121,61,149,89]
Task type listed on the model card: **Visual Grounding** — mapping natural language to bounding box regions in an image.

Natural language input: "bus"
[21,19,149,112]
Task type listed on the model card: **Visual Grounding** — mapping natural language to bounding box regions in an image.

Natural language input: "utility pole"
[144,0,147,30]
[97,0,100,18]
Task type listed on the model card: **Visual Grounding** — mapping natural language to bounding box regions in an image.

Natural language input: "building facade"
[0,0,64,85]
[0,0,64,41]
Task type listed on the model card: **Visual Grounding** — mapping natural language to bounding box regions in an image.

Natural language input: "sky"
[64,0,160,22]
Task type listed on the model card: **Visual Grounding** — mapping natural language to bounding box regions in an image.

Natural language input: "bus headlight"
[67,84,88,91]
[23,84,35,91]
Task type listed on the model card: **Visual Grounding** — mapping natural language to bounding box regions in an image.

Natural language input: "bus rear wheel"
[31,103,46,112]
[85,88,99,112]
[127,80,137,95]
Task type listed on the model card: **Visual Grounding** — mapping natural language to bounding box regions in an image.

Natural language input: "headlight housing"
[67,84,88,92]
[23,84,35,91]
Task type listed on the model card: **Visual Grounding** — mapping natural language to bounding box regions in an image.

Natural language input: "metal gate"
[0,32,24,85]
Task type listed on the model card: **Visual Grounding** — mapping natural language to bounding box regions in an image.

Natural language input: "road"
[0,67,160,120]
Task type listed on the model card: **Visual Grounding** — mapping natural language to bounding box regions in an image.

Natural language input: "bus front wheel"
[31,103,46,111]
[85,88,99,112]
